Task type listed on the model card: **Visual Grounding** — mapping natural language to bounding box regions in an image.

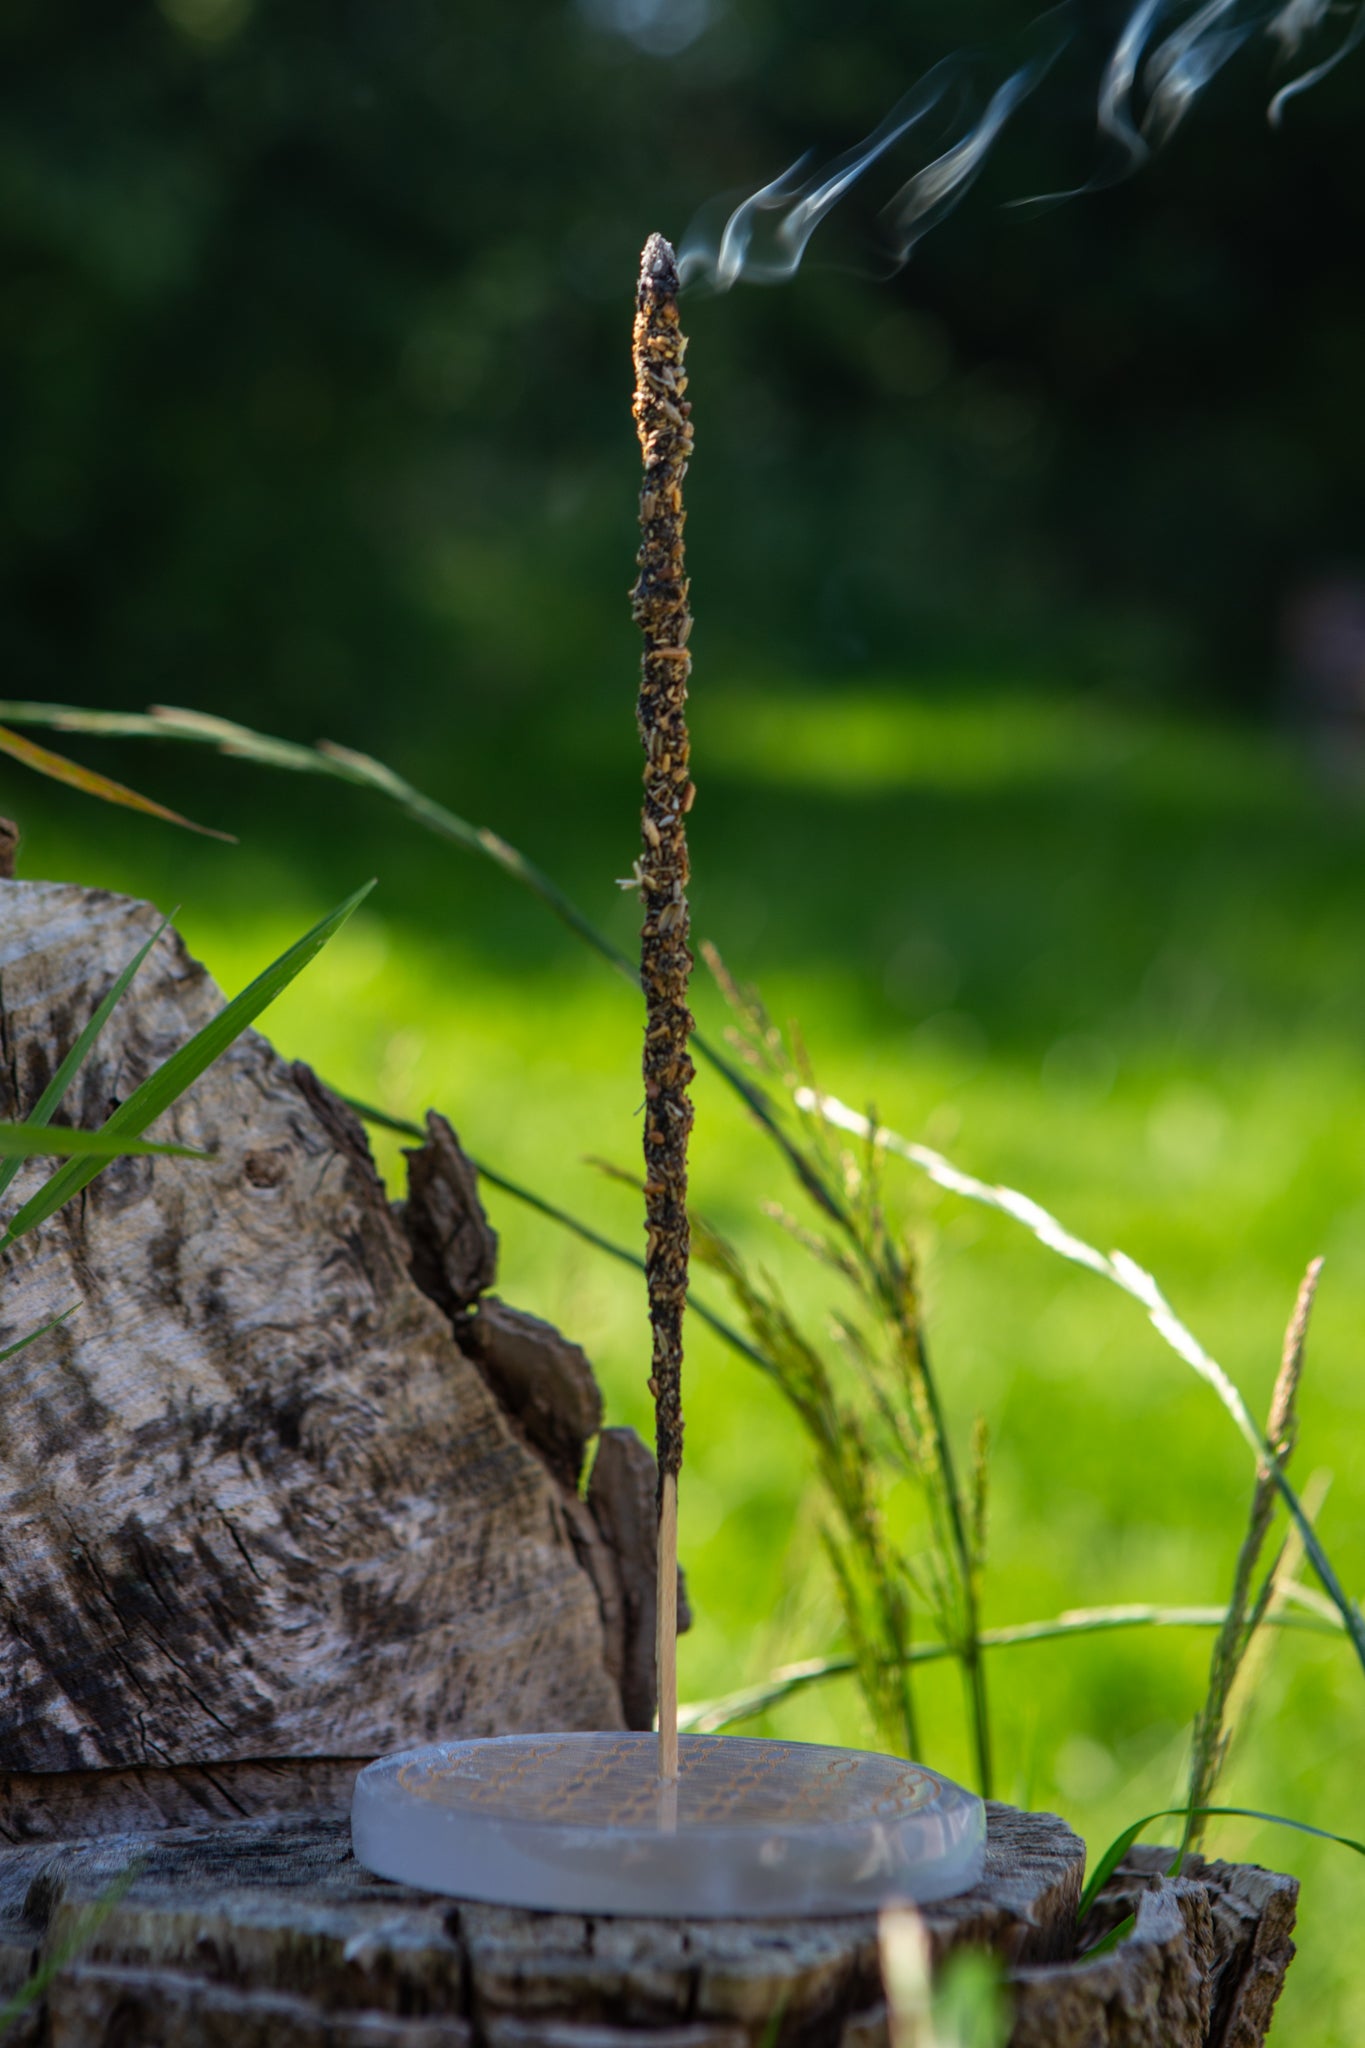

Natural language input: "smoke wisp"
[679,0,1363,290]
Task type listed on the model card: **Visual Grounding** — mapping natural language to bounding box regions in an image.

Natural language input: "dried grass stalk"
[1184,1254,1322,1849]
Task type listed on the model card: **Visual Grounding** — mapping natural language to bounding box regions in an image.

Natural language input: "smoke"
[578,0,712,59]
[705,64,962,291]
[1266,0,1365,120]
[679,0,1363,290]
[1107,0,1364,146]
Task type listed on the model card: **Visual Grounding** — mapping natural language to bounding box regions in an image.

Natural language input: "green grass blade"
[0,701,333,774]
[1079,1911,1136,1959]
[1078,1805,1365,1925]
[0,914,173,1200]
[0,1307,78,1366]
[0,881,374,1250]
[0,1857,143,2034]
[0,699,635,972]
[0,1125,205,1161]
[337,1095,426,1140]
[678,1603,1344,1733]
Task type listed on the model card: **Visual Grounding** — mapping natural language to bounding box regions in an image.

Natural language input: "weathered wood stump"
[0,1788,1296,2047]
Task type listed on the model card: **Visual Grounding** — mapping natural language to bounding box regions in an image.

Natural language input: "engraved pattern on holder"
[396,1733,938,1829]
[355,1733,986,1912]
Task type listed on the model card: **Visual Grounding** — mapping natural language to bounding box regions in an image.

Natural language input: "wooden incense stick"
[631,232,695,1786]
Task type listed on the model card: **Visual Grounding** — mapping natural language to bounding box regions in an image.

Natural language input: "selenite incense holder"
[351,1731,985,1917]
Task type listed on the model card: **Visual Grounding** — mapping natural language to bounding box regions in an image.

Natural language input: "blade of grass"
[677,1602,1343,1732]
[0,913,174,1199]
[796,1087,1365,1681]
[1216,1471,1332,1781]
[1183,1261,1321,1853]
[0,1125,205,1161]
[0,724,233,841]
[1078,1805,1365,1927]
[0,1307,78,1366]
[340,1096,425,1140]
[1,881,375,1250]
[0,1857,143,2034]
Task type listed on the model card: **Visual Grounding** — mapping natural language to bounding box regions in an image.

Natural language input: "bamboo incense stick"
[631,232,695,1787]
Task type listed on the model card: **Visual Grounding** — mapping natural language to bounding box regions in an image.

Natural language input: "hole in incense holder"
[351,1732,985,1917]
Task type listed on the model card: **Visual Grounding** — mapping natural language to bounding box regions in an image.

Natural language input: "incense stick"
[656,1472,680,1802]
[631,232,695,1786]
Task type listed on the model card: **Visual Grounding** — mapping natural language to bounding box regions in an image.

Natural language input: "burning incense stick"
[631,232,695,1786]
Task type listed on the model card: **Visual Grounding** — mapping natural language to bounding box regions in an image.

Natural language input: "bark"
[1009,1879,1214,2048]
[841,1834,1297,2048]
[1087,1844,1299,2048]
[401,1111,499,1319]
[468,1301,602,1492]
[0,881,661,1768]
[0,1759,369,1845]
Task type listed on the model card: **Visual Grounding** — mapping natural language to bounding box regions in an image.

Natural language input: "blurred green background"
[6,0,1365,2036]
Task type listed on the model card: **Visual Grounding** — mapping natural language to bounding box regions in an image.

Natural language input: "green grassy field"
[14,675,1365,2039]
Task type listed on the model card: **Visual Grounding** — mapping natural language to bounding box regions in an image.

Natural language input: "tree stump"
[0,1790,1296,2046]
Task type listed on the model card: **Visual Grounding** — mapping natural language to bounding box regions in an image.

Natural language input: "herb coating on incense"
[631,233,695,1488]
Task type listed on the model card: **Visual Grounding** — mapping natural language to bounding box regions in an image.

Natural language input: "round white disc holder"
[351,1731,986,1918]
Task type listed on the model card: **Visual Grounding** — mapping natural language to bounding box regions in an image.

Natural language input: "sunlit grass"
[12,674,1365,2039]
[699,675,1301,809]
